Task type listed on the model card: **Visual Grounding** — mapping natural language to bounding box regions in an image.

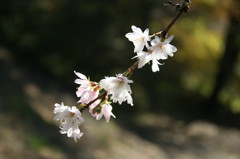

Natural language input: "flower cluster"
[53,25,177,141]
[54,71,133,141]
[126,25,177,72]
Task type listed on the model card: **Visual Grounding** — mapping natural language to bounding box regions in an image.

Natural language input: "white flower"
[150,35,177,60]
[100,74,133,106]
[125,25,150,53]
[74,71,99,104]
[53,103,84,142]
[89,101,116,123]
[133,51,163,72]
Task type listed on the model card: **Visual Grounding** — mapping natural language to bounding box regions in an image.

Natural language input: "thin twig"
[161,0,191,38]
[161,11,183,38]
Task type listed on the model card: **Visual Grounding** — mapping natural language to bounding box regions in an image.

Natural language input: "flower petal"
[74,71,87,80]
[164,35,174,44]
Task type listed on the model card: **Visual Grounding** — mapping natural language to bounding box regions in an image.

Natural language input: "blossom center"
[158,44,163,50]
[69,112,76,118]
[136,37,145,43]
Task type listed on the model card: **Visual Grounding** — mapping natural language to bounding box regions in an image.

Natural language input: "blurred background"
[0,0,240,159]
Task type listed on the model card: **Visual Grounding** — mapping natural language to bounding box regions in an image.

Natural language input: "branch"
[161,0,191,38]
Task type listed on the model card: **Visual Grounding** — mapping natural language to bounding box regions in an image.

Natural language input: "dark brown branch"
[161,11,183,38]
[161,0,191,38]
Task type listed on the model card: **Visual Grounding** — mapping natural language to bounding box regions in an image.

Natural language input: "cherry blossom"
[53,103,84,142]
[150,35,177,60]
[100,74,133,106]
[125,25,150,53]
[74,71,99,104]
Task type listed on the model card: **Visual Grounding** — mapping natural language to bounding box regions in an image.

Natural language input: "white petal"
[133,41,144,53]
[138,52,151,68]
[143,28,149,36]
[132,25,142,34]
[67,128,73,137]
[74,71,87,80]
[164,35,174,44]
[152,59,160,72]
[150,36,161,46]
[131,25,136,30]
[126,93,133,106]
[125,33,135,39]
[170,45,177,52]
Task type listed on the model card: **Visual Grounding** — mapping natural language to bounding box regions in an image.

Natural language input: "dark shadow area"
[0,53,94,159]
